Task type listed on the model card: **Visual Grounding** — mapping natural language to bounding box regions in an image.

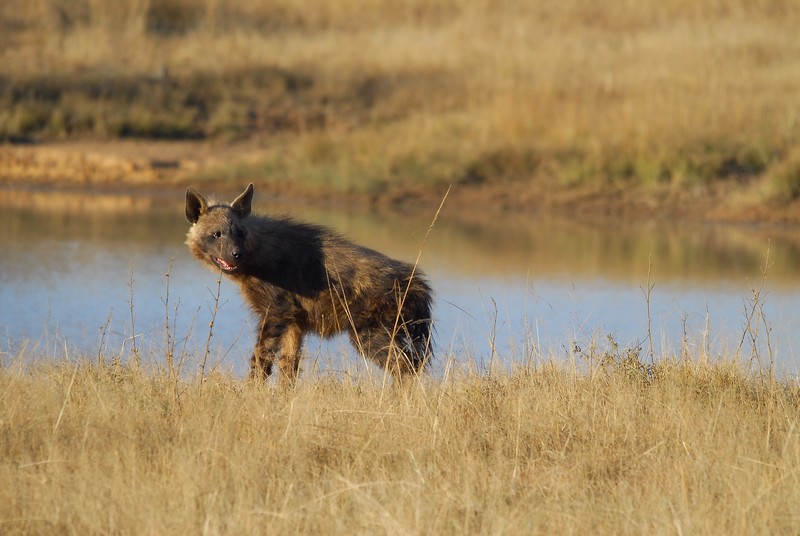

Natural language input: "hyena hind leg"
[353,327,425,382]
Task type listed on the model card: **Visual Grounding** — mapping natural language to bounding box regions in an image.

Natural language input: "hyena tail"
[404,317,434,371]
[397,287,434,372]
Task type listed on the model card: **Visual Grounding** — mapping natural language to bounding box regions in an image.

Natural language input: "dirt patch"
[0,140,254,186]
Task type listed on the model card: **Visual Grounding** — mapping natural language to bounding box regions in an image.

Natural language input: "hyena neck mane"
[236,215,332,297]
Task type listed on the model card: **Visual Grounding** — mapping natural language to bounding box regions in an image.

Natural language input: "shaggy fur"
[185,183,433,383]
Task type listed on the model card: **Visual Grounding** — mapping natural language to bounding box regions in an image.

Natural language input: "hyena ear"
[231,183,254,219]
[185,187,208,224]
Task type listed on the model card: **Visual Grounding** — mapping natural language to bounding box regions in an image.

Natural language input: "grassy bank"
[1,0,800,210]
[1,353,799,534]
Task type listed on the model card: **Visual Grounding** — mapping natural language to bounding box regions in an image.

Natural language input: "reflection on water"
[2,191,799,374]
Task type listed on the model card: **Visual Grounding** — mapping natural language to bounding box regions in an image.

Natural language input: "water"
[3,188,800,376]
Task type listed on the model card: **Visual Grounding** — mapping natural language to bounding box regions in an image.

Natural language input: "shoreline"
[3,140,800,226]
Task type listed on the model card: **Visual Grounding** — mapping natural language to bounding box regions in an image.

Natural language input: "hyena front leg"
[277,324,303,386]
[249,317,304,385]
[249,315,279,381]
[249,349,275,382]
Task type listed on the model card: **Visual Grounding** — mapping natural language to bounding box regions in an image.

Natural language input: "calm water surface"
[3,190,800,375]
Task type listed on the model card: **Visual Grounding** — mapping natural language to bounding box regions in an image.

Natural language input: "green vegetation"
[1,0,800,201]
[2,351,798,534]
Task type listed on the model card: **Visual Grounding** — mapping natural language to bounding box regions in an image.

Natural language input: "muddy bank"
[2,141,799,225]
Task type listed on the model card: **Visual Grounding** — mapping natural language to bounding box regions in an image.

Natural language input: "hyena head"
[185,183,254,274]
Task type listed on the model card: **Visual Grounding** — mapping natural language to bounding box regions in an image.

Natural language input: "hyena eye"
[212,231,222,239]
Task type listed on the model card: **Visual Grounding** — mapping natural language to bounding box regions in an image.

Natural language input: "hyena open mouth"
[214,257,238,272]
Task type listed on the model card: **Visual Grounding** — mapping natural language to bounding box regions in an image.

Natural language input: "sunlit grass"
[1,349,799,534]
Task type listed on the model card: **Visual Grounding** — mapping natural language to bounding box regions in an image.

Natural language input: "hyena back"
[185,183,433,383]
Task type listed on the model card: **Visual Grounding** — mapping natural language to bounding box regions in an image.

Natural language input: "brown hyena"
[185,183,433,384]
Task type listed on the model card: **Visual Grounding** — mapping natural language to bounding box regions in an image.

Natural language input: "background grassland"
[2,0,800,202]
[1,354,799,534]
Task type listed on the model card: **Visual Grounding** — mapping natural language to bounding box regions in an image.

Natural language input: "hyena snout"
[209,238,247,272]
[220,235,245,260]
[217,246,244,271]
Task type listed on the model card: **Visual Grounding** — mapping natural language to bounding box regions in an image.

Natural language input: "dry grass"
[1,0,800,199]
[1,350,799,534]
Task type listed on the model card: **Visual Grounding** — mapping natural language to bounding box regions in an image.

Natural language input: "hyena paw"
[248,354,273,381]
